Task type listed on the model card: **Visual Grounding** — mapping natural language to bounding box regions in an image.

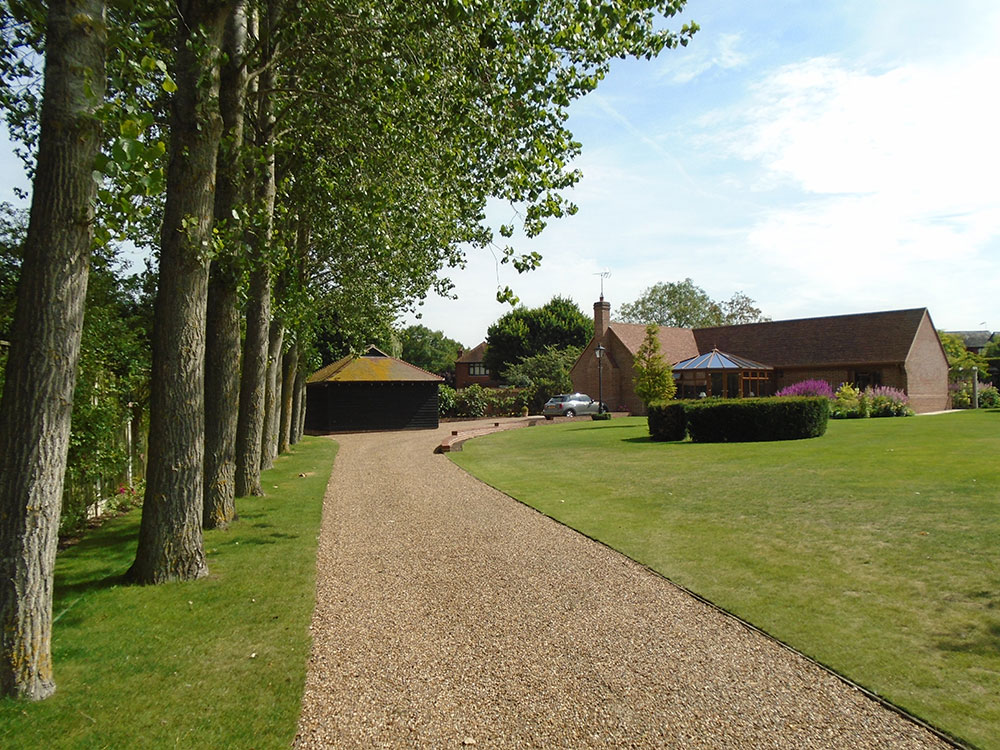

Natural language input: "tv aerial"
[595,270,611,300]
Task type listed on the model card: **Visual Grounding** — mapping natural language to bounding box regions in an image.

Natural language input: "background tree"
[618,279,767,328]
[938,331,988,382]
[502,345,581,413]
[399,324,464,376]
[484,296,590,379]
[633,324,676,405]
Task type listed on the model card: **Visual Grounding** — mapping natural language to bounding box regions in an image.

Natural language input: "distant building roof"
[457,341,488,364]
[307,346,443,384]
[945,330,996,350]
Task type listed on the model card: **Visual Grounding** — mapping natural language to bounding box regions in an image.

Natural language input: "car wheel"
[564,409,575,417]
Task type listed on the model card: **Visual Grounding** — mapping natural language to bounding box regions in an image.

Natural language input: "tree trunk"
[234,1,277,496]
[294,369,307,442]
[290,366,304,445]
[278,340,298,453]
[260,319,283,469]
[203,0,248,530]
[128,0,232,584]
[0,0,106,700]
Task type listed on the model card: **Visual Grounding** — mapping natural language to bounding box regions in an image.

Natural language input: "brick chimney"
[594,298,610,338]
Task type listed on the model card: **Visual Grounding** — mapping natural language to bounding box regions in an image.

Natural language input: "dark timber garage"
[305,346,443,432]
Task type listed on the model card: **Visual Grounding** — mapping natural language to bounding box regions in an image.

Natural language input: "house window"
[854,370,882,389]
[468,363,489,376]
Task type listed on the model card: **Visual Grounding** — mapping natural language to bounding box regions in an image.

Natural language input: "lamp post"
[595,344,605,413]
[973,366,979,409]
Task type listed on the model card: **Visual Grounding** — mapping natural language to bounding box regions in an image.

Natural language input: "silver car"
[542,393,607,419]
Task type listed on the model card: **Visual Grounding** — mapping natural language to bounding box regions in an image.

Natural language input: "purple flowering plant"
[775,379,836,399]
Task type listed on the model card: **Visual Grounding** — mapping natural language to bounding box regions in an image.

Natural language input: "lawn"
[451,410,1000,749]
[0,435,337,750]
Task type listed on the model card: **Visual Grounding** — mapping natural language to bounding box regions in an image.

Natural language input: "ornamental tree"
[633,324,676,405]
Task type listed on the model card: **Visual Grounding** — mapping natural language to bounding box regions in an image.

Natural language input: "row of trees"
[0,0,698,699]
[617,278,769,328]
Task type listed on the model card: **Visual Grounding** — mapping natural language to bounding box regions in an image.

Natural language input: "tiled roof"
[457,341,488,364]
[945,330,995,349]
[692,308,931,367]
[608,322,699,363]
[308,346,443,384]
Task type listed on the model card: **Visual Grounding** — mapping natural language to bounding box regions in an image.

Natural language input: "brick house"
[571,299,950,415]
[454,341,501,390]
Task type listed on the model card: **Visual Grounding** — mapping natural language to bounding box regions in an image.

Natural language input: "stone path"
[294,419,954,749]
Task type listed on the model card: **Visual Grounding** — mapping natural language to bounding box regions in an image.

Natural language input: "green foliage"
[633,323,675,405]
[983,340,1000,357]
[502,344,581,412]
[647,401,687,441]
[398,324,464,376]
[951,380,999,409]
[831,383,864,418]
[684,397,830,442]
[484,296,590,378]
[439,384,458,416]
[456,383,489,418]
[938,330,989,381]
[618,279,768,328]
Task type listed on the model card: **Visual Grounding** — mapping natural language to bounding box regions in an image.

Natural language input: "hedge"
[648,397,830,443]
[647,401,688,441]
[685,396,829,442]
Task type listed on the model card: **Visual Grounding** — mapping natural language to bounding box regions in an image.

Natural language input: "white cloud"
[665,32,748,84]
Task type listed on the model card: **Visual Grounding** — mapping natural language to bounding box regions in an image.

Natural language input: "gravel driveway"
[294,419,953,749]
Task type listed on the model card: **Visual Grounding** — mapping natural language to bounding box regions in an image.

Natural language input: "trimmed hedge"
[685,396,829,442]
[647,401,688,441]
[648,397,830,443]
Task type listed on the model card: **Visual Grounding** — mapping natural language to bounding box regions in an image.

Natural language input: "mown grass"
[0,435,337,750]
[451,411,1000,749]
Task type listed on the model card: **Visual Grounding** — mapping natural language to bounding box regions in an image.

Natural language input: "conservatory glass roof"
[672,349,772,371]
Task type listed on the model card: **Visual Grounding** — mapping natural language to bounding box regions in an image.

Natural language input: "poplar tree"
[0,0,107,699]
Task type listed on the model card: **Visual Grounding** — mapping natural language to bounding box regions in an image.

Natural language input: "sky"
[2,1,998,349]
[399,0,1000,346]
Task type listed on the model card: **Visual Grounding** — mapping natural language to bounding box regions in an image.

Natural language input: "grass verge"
[0,435,337,750]
[451,411,1000,749]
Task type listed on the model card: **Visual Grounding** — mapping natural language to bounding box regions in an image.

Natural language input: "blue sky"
[404,0,1000,346]
[3,1,998,348]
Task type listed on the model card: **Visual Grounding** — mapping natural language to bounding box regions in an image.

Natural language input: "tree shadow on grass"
[937,621,1000,657]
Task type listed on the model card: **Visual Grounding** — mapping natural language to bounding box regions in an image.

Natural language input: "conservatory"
[672,349,773,399]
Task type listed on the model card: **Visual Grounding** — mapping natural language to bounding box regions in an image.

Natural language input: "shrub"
[439,385,457,417]
[979,384,1000,408]
[864,385,913,417]
[951,380,998,409]
[456,384,488,418]
[647,401,687,441]
[685,397,829,443]
[831,383,863,419]
[775,379,835,399]
[591,412,612,421]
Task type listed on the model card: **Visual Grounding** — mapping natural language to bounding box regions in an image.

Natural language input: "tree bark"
[128,0,232,584]
[294,369,307,442]
[0,0,106,700]
[203,0,248,530]
[290,366,304,445]
[278,341,298,454]
[260,319,283,469]
[235,0,277,496]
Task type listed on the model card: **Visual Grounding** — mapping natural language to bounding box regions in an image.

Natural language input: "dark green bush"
[591,412,612,421]
[647,401,687,441]
[685,397,829,443]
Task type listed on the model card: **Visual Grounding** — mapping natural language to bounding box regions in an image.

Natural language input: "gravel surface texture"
[294,419,953,749]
